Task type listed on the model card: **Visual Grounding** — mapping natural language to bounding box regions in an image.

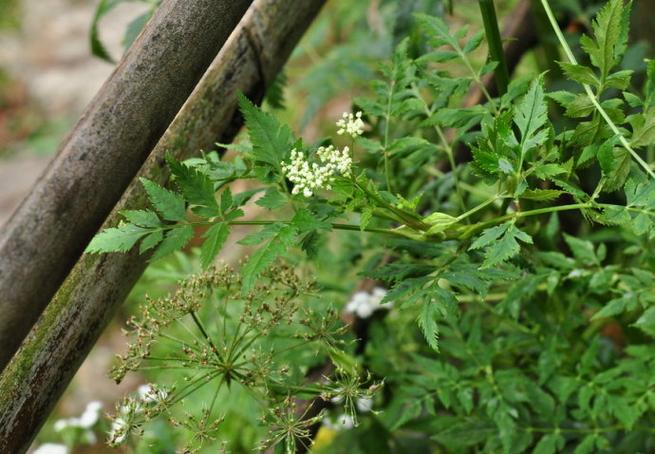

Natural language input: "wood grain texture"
[0,0,253,369]
[0,0,325,451]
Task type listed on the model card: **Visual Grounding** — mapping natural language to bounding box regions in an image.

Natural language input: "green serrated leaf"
[573,435,597,454]
[591,297,626,320]
[520,189,564,202]
[120,210,161,228]
[564,234,599,266]
[580,0,631,79]
[86,223,150,253]
[598,139,631,192]
[241,224,296,291]
[139,230,163,254]
[151,225,194,261]
[630,112,655,148]
[238,93,294,172]
[167,156,219,216]
[417,299,440,351]
[515,77,548,154]
[533,433,565,454]
[471,222,532,268]
[558,62,598,86]
[633,307,655,337]
[256,188,286,210]
[140,178,186,222]
[200,223,229,268]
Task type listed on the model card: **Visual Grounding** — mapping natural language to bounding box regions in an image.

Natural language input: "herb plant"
[88,1,655,452]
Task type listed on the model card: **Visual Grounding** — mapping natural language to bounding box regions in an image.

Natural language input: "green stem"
[539,0,655,179]
[228,220,405,236]
[478,0,509,95]
[190,311,223,363]
[463,202,593,237]
[456,194,504,222]
[460,50,497,112]
[353,181,429,230]
[529,0,562,78]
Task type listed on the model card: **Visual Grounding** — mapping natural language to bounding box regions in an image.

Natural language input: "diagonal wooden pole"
[0,0,325,452]
[0,0,253,370]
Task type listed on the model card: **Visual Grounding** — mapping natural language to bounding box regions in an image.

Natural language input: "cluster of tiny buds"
[282,146,352,197]
[336,111,365,138]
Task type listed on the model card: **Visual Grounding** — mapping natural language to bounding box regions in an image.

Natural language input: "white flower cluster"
[345,287,392,319]
[336,111,365,138]
[52,401,103,444]
[281,146,352,197]
[108,384,169,447]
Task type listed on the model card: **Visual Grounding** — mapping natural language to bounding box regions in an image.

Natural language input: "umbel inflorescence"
[281,111,363,197]
[336,111,365,138]
[107,262,379,452]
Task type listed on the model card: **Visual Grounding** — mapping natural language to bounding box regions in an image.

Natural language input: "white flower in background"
[52,400,103,444]
[336,111,365,138]
[78,401,103,428]
[33,443,68,454]
[344,287,392,319]
[54,400,103,431]
[356,397,374,413]
[322,414,355,431]
[281,146,352,198]
[345,291,374,318]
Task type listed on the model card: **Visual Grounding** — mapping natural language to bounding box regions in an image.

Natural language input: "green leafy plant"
[89,1,655,452]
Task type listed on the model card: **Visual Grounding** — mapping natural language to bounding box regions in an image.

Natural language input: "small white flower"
[53,419,70,432]
[336,111,365,138]
[78,401,103,428]
[370,287,392,308]
[53,400,103,435]
[345,291,369,313]
[355,302,375,319]
[356,397,374,413]
[281,146,352,198]
[33,443,68,454]
[344,287,392,319]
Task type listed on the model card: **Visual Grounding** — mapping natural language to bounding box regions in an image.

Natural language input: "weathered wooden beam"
[0,0,253,369]
[0,0,325,451]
